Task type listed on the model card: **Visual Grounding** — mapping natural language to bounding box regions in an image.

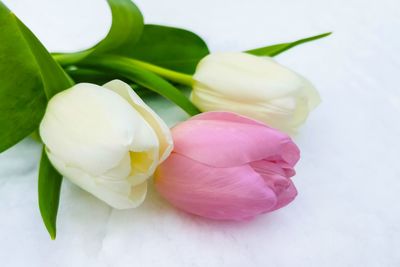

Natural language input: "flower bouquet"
[0,0,329,239]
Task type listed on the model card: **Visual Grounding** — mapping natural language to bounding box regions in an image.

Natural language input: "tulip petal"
[155,153,277,220]
[39,82,163,209]
[103,152,131,180]
[40,83,142,176]
[47,151,147,209]
[172,112,299,168]
[191,52,321,133]
[270,180,297,211]
[191,89,311,134]
[103,80,173,162]
[194,53,318,102]
[194,53,299,99]
[124,114,160,186]
[250,160,297,210]
[190,110,267,127]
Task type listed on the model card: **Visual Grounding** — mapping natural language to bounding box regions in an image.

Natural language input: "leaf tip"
[43,219,57,240]
[320,32,333,37]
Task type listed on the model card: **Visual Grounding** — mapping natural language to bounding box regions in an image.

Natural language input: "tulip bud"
[191,52,320,134]
[154,112,300,220]
[39,80,173,209]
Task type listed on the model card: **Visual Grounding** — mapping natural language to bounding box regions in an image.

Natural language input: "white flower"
[191,52,320,133]
[39,80,173,209]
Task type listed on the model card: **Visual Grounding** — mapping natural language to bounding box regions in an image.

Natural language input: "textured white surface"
[1,0,400,266]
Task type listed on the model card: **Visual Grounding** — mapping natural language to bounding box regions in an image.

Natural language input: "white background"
[1,0,399,266]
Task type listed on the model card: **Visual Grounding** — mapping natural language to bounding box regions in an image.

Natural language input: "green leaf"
[1,3,73,239]
[38,147,62,240]
[246,32,331,57]
[0,2,73,152]
[130,24,209,74]
[81,55,200,115]
[65,66,127,85]
[56,24,207,74]
[93,0,143,56]
[14,18,74,98]
[119,66,200,115]
[65,67,155,97]
[53,0,144,65]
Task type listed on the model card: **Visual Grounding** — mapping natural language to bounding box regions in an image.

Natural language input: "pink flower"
[154,112,300,220]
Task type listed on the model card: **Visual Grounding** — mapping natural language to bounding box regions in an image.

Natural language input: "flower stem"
[53,53,195,87]
[125,58,195,87]
[77,55,200,115]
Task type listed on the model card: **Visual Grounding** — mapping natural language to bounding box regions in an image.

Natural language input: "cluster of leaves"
[0,0,330,239]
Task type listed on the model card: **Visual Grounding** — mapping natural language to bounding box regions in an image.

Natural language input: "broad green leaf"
[56,24,207,74]
[93,0,143,55]
[0,2,73,152]
[53,0,144,65]
[17,18,72,239]
[14,18,74,98]
[130,24,209,74]
[81,55,200,115]
[38,148,62,240]
[246,32,331,57]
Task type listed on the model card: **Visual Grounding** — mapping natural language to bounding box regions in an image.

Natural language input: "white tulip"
[39,80,173,209]
[191,52,321,133]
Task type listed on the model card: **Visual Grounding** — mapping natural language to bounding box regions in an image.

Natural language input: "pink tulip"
[154,112,300,220]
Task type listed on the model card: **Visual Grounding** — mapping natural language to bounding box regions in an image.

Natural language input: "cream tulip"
[39,80,173,209]
[191,52,320,133]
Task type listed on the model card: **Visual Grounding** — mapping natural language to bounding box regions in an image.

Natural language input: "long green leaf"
[0,3,71,152]
[38,148,62,240]
[53,0,144,65]
[65,66,127,85]
[55,24,209,74]
[130,24,209,74]
[246,32,331,56]
[0,2,73,239]
[14,13,72,240]
[14,18,74,98]
[81,56,200,115]
[65,67,155,97]
[93,0,143,56]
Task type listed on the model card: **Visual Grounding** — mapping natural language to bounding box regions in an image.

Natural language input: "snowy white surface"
[1,0,400,266]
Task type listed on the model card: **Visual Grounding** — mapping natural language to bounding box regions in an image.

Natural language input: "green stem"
[52,51,90,66]
[53,53,195,87]
[64,67,155,97]
[78,55,200,115]
[127,58,195,86]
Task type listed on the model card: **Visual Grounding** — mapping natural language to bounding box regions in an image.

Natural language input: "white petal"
[192,52,321,133]
[103,80,173,162]
[40,82,162,209]
[103,152,131,180]
[47,150,147,209]
[194,52,316,101]
[39,83,142,175]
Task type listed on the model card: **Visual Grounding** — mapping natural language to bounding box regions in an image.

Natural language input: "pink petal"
[190,111,268,127]
[279,141,301,167]
[155,153,277,220]
[270,180,297,211]
[172,112,298,168]
[250,160,298,210]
